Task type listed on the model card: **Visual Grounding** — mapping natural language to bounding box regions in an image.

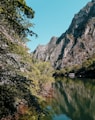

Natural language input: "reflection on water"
[42,77,95,120]
[53,114,71,120]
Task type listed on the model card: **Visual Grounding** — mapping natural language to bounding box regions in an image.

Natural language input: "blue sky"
[26,0,90,52]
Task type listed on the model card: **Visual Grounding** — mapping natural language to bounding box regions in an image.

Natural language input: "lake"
[41,77,95,120]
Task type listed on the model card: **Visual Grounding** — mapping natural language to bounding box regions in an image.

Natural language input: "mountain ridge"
[33,0,95,71]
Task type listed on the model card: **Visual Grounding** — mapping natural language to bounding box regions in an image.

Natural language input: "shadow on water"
[42,77,95,120]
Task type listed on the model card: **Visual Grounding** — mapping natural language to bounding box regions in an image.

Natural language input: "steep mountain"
[0,25,55,119]
[33,0,95,71]
[0,1,54,119]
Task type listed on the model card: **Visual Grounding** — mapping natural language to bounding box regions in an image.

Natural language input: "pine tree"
[0,0,36,42]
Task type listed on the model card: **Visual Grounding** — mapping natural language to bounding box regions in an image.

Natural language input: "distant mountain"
[33,0,95,71]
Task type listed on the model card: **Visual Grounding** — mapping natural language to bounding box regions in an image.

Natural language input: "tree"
[0,0,36,42]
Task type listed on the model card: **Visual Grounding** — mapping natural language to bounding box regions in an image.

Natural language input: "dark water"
[42,77,95,120]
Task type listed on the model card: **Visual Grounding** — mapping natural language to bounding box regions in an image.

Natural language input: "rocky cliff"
[0,24,55,119]
[0,9,54,120]
[0,24,42,119]
[33,0,95,70]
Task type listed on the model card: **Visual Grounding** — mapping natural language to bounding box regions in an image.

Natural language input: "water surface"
[42,77,95,120]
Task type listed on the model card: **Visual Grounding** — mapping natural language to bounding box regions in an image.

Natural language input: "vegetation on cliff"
[53,54,95,78]
[0,0,54,119]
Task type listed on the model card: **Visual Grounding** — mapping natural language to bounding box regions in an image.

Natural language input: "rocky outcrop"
[0,24,43,119]
[33,36,58,65]
[33,0,95,69]
[0,1,55,119]
[0,21,54,119]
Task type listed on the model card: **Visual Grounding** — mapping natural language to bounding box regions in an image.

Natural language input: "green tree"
[0,0,36,42]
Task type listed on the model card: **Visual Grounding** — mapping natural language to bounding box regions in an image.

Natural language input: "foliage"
[0,0,55,119]
[54,53,95,77]
[0,33,54,118]
[0,85,16,118]
[0,0,36,42]
[82,55,95,70]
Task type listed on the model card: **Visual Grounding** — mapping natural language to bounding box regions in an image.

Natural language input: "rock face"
[0,24,42,119]
[33,0,95,69]
[0,19,54,119]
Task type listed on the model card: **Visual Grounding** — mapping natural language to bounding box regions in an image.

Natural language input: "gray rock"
[33,1,95,69]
